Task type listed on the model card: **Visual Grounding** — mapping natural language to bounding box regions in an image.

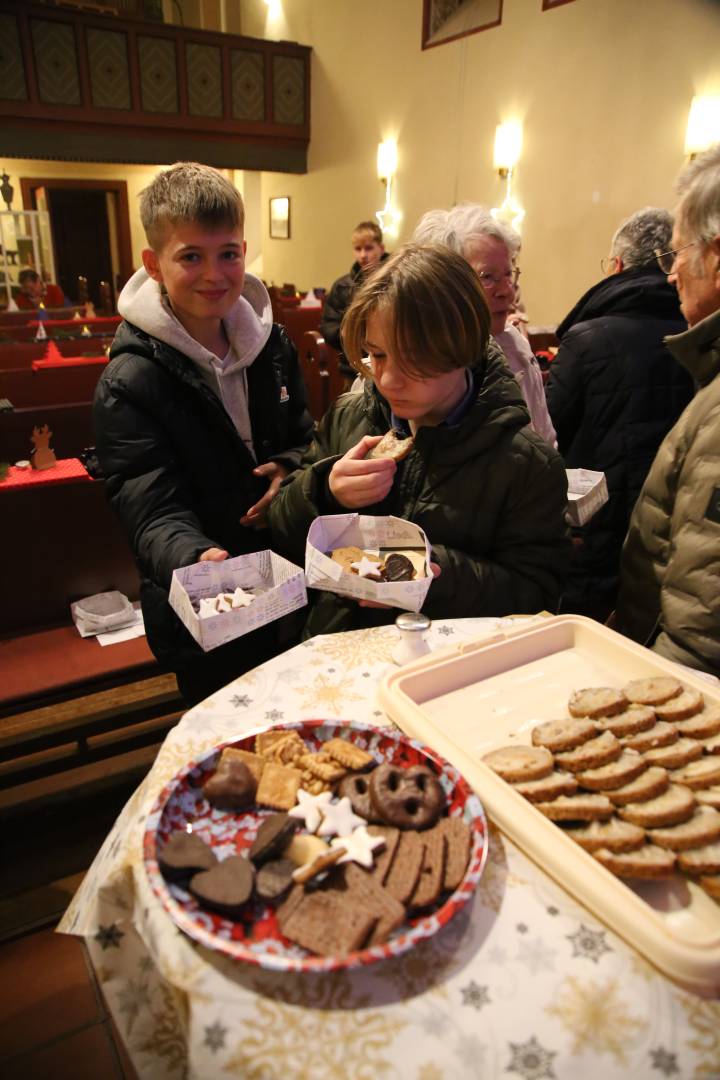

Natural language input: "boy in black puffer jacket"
[94,163,313,705]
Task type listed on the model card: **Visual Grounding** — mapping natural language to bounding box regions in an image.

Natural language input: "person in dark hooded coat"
[545,207,693,621]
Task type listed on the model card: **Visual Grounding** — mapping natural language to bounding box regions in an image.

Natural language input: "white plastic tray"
[378,615,720,994]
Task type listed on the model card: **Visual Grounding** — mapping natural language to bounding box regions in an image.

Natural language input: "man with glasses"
[616,146,720,675]
[412,204,556,444]
[545,207,692,620]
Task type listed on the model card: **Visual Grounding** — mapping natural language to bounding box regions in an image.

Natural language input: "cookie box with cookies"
[379,614,720,993]
[168,549,307,652]
[305,513,433,612]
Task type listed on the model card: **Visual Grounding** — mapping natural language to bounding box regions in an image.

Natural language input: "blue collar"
[390,369,476,432]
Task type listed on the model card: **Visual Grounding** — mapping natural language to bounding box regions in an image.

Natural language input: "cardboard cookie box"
[169,550,307,652]
[305,514,433,613]
[566,468,609,527]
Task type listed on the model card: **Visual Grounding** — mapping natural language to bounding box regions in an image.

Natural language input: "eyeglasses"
[654,241,696,275]
[476,267,521,291]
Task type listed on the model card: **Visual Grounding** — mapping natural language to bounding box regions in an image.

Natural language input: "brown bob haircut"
[140,162,245,250]
[341,243,491,379]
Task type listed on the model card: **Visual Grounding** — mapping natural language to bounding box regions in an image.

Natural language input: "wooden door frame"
[20,177,134,290]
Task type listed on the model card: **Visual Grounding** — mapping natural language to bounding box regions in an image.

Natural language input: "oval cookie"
[618,784,696,828]
[482,745,554,783]
[531,718,597,753]
[568,687,628,719]
[622,676,683,706]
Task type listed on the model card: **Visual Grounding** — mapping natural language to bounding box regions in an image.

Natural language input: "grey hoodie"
[117,268,273,459]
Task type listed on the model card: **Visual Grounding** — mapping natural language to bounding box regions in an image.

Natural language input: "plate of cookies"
[379,615,720,992]
[143,720,488,972]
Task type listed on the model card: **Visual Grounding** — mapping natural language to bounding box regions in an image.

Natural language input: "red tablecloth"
[32,355,107,370]
[0,457,91,489]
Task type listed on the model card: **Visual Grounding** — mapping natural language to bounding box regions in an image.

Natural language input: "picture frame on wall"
[269,197,291,239]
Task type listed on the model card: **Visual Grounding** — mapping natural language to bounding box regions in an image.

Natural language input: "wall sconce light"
[376,140,401,237]
[685,95,720,159]
[491,122,525,233]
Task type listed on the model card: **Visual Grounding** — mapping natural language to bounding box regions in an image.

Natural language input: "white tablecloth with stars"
[59,618,720,1080]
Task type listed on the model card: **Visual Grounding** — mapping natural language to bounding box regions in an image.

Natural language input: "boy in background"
[321,220,389,382]
[94,162,313,706]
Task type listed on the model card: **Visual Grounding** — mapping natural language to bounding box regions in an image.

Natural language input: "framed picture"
[269,197,291,240]
[422,0,502,50]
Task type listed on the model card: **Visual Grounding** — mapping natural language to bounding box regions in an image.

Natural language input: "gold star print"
[676,991,720,1072]
[312,627,396,667]
[296,672,364,716]
[546,975,646,1063]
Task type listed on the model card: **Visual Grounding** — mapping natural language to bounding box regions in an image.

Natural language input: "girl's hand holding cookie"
[329,435,396,509]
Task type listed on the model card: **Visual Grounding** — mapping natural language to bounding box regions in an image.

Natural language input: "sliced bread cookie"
[648,806,720,851]
[643,737,704,770]
[700,732,720,756]
[672,706,720,740]
[531,717,597,753]
[669,757,720,791]
[575,750,647,791]
[622,721,678,753]
[594,843,676,879]
[565,818,646,853]
[622,676,683,706]
[568,687,628,719]
[655,688,704,722]
[482,745,554,783]
[512,770,579,803]
[695,788,720,809]
[618,784,696,828]
[608,766,670,806]
[597,705,656,737]
[554,730,621,773]
[534,793,614,821]
[678,842,720,875]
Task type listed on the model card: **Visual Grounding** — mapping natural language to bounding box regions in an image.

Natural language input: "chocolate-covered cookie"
[382,553,415,582]
[338,772,381,822]
[370,763,445,830]
[255,858,297,903]
[203,757,257,811]
[248,812,298,865]
[158,831,217,883]
[189,856,254,918]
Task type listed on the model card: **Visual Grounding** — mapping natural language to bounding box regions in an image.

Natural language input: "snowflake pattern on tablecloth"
[116,978,151,1032]
[94,922,124,949]
[437,625,454,636]
[517,922,528,933]
[566,924,611,963]
[265,708,284,722]
[517,936,557,975]
[203,1020,227,1053]
[649,1047,679,1075]
[507,1035,557,1079]
[547,906,559,916]
[231,694,251,708]
[296,672,364,714]
[461,980,490,1010]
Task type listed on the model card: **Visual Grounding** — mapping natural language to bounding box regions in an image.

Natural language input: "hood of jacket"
[117,267,273,377]
[359,342,531,467]
[557,266,684,340]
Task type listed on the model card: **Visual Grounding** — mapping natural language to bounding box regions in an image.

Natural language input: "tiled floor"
[0,924,138,1079]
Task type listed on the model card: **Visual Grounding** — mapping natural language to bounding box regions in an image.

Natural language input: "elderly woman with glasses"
[544,206,693,621]
[615,146,720,676]
[412,204,556,445]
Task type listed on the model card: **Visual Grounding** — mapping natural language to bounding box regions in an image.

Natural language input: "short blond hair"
[342,244,490,378]
[140,162,244,249]
[351,220,383,246]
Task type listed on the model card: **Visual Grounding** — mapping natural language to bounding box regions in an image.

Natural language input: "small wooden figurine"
[30,424,57,471]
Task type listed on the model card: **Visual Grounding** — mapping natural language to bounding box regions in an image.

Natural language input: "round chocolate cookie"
[369,762,445,830]
[158,830,217,884]
[338,771,381,821]
[382,553,415,582]
[255,858,296,903]
[203,757,257,811]
[189,856,254,918]
[248,812,298,865]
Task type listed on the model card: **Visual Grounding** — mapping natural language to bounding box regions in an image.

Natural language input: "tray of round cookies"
[378,614,720,994]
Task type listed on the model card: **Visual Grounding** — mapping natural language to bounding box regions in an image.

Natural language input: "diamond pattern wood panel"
[138,35,178,114]
[0,14,27,102]
[186,42,222,117]
[87,28,131,110]
[31,18,81,106]
[272,55,305,126]
[230,49,264,123]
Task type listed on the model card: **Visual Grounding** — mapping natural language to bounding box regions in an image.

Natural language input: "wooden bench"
[0,472,184,804]
[300,330,347,421]
[276,305,323,354]
[0,360,107,407]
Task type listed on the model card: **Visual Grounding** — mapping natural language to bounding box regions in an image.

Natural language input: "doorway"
[20,177,133,310]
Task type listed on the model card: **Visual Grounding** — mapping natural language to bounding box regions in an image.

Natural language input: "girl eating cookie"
[268,244,569,635]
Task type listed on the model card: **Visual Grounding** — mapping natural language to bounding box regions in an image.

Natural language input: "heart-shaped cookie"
[189,856,255,918]
[158,831,217,883]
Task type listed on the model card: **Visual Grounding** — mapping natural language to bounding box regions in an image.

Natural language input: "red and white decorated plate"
[143,720,488,973]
